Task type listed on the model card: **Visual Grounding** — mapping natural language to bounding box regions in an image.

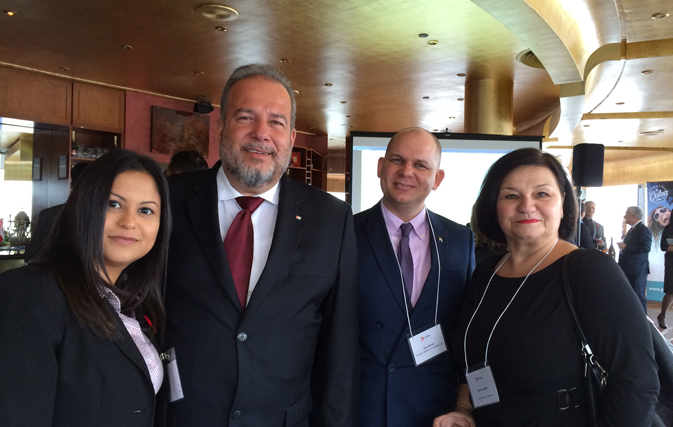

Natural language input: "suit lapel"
[363,204,409,314]
[185,165,242,312]
[105,302,151,382]
[244,176,307,317]
[410,211,446,325]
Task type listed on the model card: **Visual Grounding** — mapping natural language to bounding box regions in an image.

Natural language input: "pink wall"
[124,91,221,166]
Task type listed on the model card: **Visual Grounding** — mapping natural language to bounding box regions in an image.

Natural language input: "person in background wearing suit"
[24,161,89,262]
[584,201,606,250]
[163,64,359,427]
[618,206,653,313]
[0,150,171,426]
[355,128,475,427]
[578,202,596,250]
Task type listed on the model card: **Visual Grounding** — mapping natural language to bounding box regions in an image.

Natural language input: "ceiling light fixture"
[640,130,664,135]
[616,102,625,105]
[516,49,545,69]
[449,116,456,119]
[652,12,669,19]
[422,96,429,99]
[324,83,333,87]
[194,71,205,76]
[340,101,347,104]
[433,129,439,132]
[293,89,299,94]
[121,45,132,50]
[280,58,291,63]
[457,98,464,101]
[194,4,239,21]
[59,67,70,72]
[457,73,466,77]
[4,10,17,16]
[642,69,654,74]
[427,40,439,45]
[418,33,429,38]
[215,26,227,31]
[345,115,350,117]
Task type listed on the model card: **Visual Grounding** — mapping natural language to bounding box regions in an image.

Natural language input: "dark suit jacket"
[24,204,63,262]
[578,221,597,250]
[619,221,653,276]
[355,203,475,427]
[164,164,359,427]
[0,265,156,427]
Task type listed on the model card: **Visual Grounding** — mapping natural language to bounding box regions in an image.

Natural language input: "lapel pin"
[438,237,443,242]
[296,215,302,220]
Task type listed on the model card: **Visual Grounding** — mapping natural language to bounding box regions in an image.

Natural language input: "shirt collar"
[380,201,429,242]
[216,165,280,206]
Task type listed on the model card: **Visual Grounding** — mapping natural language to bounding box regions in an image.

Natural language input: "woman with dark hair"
[434,148,658,427]
[0,150,171,426]
[649,206,671,245]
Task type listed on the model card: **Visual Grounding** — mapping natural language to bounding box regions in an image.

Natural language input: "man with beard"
[162,64,358,426]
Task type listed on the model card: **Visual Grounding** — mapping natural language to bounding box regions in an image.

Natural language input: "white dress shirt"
[217,166,279,303]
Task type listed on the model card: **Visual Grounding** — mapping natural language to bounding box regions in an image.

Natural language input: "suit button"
[232,410,241,420]
[376,321,384,329]
[388,364,395,372]
[237,332,247,342]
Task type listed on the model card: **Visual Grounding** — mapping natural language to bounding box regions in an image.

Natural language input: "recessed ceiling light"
[309,127,315,130]
[652,12,669,19]
[616,102,625,105]
[618,140,624,143]
[280,58,291,63]
[121,45,132,50]
[293,89,299,94]
[433,129,439,132]
[340,101,347,104]
[583,124,590,127]
[422,96,429,99]
[59,67,70,72]
[449,116,456,119]
[345,115,350,117]
[194,71,205,76]
[456,73,466,77]
[427,40,439,46]
[418,33,429,38]
[215,26,227,32]
[4,10,17,16]
[349,125,353,128]
[324,83,333,87]
[457,98,464,101]
[642,69,654,74]
[194,4,239,21]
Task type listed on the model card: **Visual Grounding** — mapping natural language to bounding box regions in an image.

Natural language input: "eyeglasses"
[654,207,670,221]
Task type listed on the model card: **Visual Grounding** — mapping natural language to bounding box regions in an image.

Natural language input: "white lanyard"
[463,238,559,368]
[395,210,441,337]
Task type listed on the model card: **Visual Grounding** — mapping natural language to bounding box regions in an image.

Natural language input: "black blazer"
[24,204,63,262]
[163,165,359,427]
[619,221,653,276]
[0,265,156,427]
[355,203,475,427]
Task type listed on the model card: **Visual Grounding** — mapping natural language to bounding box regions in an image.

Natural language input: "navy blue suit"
[619,221,653,312]
[355,203,475,427]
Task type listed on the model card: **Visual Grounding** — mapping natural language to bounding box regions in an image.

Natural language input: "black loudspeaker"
[193,102,214,114]
[572,143,604,187]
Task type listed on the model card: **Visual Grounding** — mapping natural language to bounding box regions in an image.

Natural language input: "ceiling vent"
[516,49,545,69]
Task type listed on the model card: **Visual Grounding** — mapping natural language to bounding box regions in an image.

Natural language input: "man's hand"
[433,408,475,427]
[617,242,626,250]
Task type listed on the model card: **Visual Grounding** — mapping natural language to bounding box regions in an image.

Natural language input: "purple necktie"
[397,223,414,299]
[224,197,264,309]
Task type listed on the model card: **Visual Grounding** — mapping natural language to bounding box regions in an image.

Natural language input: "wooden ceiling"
[0,0,671,159]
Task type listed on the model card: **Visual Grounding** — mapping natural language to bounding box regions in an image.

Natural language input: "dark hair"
[70,161,89,184]
[33,150,171,340]
[474,148,578,245]
[219,63,296,129]
[166,150,208,176]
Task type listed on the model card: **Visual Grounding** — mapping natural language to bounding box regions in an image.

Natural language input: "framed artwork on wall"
[151,106,210,157]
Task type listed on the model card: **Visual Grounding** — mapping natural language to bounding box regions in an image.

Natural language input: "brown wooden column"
[464,78,514,135]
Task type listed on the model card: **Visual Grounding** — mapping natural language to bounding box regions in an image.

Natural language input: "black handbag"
[561,250,673,427]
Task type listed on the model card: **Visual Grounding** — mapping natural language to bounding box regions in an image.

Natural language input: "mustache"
[242,142,276,155]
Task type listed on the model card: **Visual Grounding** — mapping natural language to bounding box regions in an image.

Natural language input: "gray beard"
[220,143,291,188]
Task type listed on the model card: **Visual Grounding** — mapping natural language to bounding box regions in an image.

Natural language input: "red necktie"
[224,197,264,309]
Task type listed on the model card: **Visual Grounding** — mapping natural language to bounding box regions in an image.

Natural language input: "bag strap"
[561,249,609,386]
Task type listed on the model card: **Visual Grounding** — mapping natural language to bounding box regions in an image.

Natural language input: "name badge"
[407,324,447,366]
[466,362,500,408]
[160,347,184,402]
